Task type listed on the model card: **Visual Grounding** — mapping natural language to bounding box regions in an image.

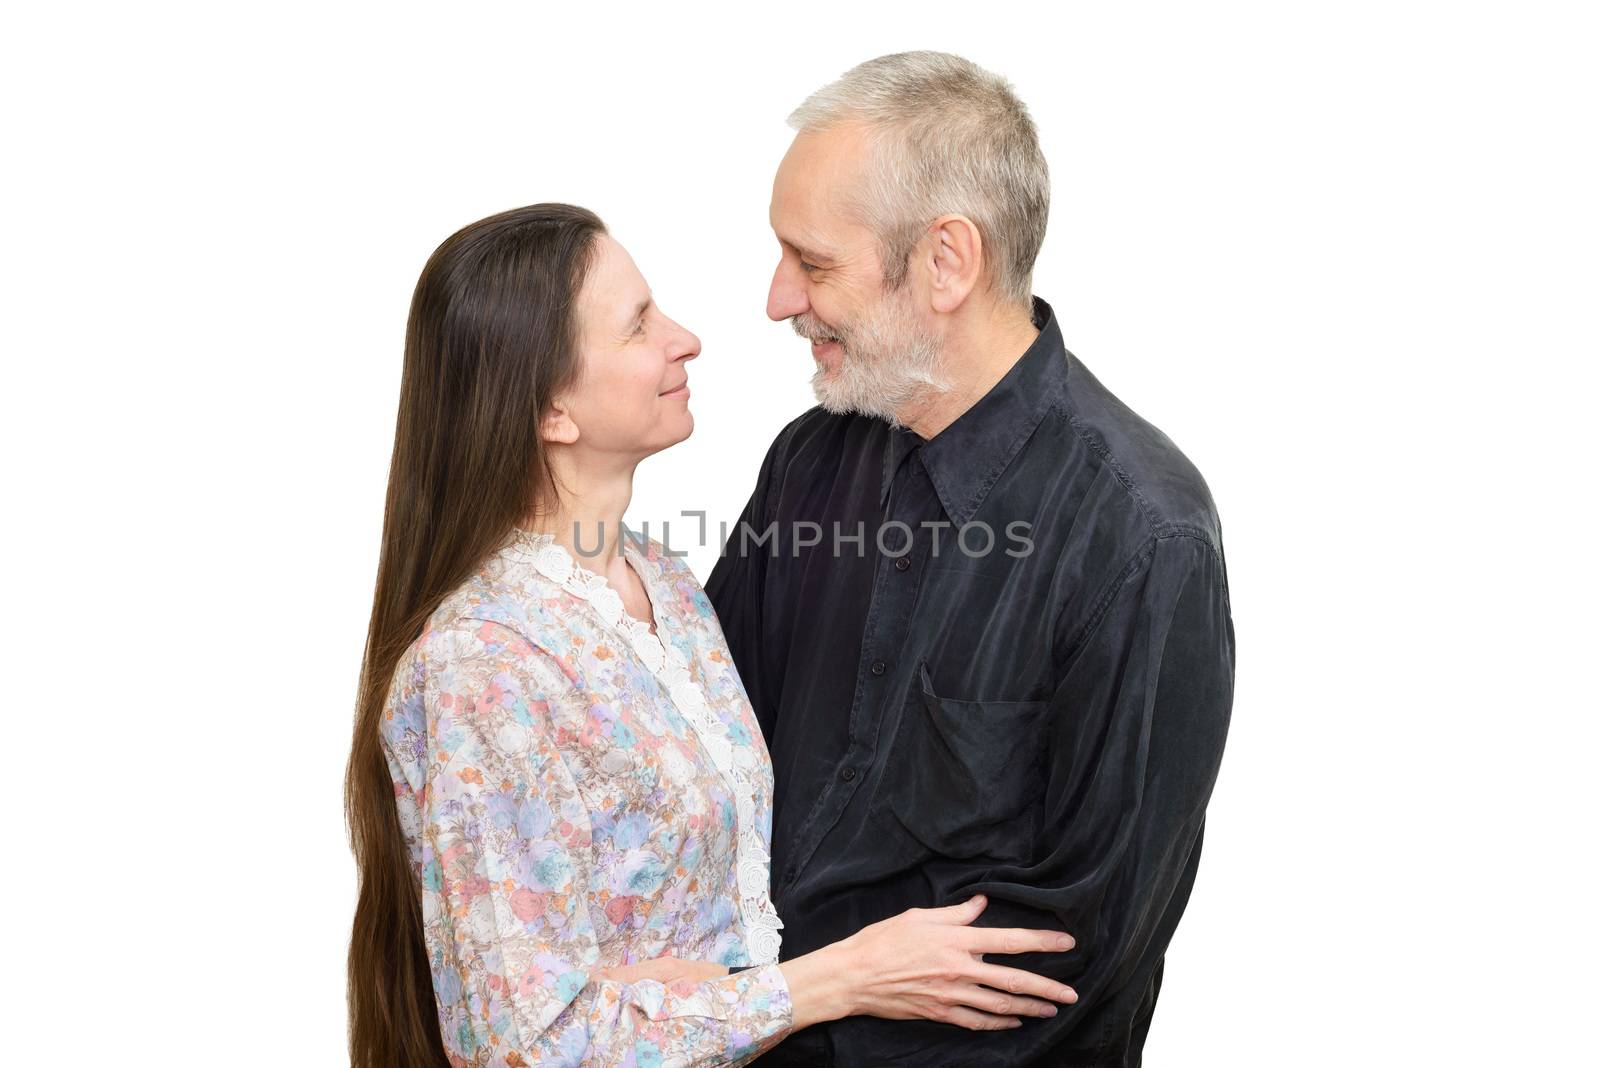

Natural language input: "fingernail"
[1044,1006,1058,1017]
[1008,1019,1022,1028]
[1057,935,1074,950]
[1063,988,1079,1004]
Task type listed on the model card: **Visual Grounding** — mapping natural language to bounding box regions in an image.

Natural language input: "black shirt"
[706,297,1235,1067]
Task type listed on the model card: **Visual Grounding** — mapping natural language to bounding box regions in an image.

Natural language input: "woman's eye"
[632,319,646,336]
[800,261,819,273]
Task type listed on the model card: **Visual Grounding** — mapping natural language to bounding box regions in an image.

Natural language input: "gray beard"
[794,298,951,427]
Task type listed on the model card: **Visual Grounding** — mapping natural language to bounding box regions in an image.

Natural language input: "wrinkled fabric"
[707,297,1234,1067]
[381,528,793,1067]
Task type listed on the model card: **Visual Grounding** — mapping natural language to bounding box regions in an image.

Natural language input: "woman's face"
[547,234,700,461]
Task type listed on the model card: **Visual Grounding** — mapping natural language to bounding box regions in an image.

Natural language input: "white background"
[4,2,1595,1063]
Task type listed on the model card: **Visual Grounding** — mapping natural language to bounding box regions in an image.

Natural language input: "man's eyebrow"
[778,232,832,263]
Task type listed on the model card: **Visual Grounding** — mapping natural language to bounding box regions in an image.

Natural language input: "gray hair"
[787,51,1049,307]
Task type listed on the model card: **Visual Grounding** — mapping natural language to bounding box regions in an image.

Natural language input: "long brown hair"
[344,203,606,1067]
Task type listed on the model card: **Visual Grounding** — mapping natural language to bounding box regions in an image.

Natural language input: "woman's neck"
[528,449,638,566]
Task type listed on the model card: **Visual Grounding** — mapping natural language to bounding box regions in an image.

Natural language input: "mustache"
[790,313,844,344]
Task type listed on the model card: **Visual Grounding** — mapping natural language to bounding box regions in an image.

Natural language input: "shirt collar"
[879,296,1068,525]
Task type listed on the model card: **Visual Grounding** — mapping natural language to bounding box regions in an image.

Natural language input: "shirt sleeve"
[381,618,795,1067]
[969,532,1235,1052]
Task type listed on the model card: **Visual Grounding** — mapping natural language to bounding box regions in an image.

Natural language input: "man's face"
[767,125,946,423]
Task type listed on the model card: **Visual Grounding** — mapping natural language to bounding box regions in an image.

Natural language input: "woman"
[345,204,1078,1067]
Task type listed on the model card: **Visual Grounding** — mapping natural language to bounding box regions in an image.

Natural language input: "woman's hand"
[781,894,1078,1032]
[591,956,731,996]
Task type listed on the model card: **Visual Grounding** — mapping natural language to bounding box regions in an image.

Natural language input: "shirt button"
[870,660,886,676]
[840,766,856,782]
[894,557,911,571]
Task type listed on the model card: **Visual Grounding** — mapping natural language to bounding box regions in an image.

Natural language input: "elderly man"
[706,52,1234,1066]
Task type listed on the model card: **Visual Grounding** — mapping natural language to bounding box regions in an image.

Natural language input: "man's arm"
[974,531,1235,1054]
[829,531,1234,1062]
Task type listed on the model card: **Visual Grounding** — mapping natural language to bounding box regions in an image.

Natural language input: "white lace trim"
[501,527,784,965]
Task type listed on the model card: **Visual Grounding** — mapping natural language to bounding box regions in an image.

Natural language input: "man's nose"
[767,259,808,322]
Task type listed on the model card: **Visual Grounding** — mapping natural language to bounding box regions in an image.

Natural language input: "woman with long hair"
[344,203,1078,1067]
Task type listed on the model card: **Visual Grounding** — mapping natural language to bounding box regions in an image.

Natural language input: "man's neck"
[898,303,1041,440]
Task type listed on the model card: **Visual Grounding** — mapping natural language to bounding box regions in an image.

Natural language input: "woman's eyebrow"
[624,296,652,325]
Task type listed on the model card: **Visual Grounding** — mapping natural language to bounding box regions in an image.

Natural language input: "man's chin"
[812,369,886,420]
[809,369,853,413]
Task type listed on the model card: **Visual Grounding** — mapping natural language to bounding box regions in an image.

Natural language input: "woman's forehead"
[580,236,649,322]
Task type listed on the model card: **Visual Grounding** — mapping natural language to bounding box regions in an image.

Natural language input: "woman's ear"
[539,399,580,445]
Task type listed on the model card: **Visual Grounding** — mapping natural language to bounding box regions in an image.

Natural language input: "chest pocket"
[867,659,1051,865]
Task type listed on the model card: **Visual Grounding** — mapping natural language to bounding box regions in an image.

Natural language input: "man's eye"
[800,261,819,273]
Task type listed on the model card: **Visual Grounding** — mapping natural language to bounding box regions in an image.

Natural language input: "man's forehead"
[777,126,871,193]
[769,192,824,253]
[770,126,873,250]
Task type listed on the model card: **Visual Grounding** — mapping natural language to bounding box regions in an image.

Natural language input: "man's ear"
[922,214,983,314]
[539,399,580,445]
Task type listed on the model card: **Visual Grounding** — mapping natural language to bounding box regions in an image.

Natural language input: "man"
[706,51,1234,1066]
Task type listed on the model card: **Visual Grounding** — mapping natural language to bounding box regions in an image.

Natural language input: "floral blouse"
[380,526,793,1067]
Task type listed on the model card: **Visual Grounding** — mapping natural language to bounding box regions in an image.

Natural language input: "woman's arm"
[594,895,1080,1031]
[384,619,793,1067]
